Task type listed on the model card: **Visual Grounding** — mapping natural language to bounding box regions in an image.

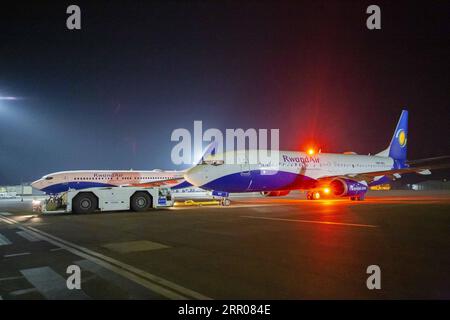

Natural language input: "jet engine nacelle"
[260,190,290,197]
[329,178,368,197]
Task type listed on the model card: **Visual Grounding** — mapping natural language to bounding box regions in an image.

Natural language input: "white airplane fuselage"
[185,150,395,193]
[32,170,191,194]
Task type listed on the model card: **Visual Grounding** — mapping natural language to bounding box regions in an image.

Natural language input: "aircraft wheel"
[313,191,321,200]
[221,199,231,206]
[131,192,152,211]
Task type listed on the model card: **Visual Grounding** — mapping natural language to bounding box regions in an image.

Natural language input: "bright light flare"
[314,191,321,199]
[307,148,315,155]
[0,96,19,100]
[0,96,21,112]
[323,187,330,194]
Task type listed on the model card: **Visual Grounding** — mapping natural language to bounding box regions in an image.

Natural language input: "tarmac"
[0,190,449,299]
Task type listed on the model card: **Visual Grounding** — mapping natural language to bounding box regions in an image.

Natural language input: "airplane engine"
[260,190,290,197]
[329,178,368,197]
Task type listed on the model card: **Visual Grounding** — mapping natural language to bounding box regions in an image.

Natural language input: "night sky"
[1,1,449,184]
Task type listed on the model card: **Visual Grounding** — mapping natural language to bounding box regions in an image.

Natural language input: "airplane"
[184,110,450,204]
[31,169,192,194]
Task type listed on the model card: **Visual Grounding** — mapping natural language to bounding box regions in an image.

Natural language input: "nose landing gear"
[211,191,231,206]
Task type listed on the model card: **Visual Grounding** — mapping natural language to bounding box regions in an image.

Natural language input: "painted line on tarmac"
[10,288,38,296]
[0,233,12,245]
[75,259,163,299]
[0,276,24,281]
[0,215,211,300]
[50,247,65,252]
[17,230,42,242]
[21,266,90,300]
[4,252,31,258]
[170,203,281,210]
[241,216,378,228]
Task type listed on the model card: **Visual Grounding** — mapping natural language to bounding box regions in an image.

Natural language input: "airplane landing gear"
[212,191,231,206]
[350,193,366,201]
[306,191,321,200]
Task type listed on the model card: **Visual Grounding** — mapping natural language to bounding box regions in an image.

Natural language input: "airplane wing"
[318,155,450,184]
[406,155,450,168]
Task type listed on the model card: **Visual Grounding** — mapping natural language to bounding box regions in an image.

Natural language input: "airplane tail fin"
[376,109,408,166]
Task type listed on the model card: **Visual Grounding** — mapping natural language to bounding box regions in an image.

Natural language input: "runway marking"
[10,288,38,296]
[170,203,280,211]
[17,230,42,242]
[21,267,90,300]
[4,252,31,258]
[251,206,290,213]
[75,259,163,299]
[50,247,65,252]
[0,233,12,245]
[0,215,210,300]
[102,240,170,254]
[241,216,378,228]
[0,276,24,281]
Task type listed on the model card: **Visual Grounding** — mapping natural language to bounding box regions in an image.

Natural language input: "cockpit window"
[205,160,224,166]
[45,176,54,180]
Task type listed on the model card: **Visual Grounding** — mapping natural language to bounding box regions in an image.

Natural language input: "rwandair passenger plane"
[32,169,191,194]
[185,110,449,202]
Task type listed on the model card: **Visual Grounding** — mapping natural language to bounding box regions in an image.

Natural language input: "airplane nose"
[184,166,208,187]
[31,179,44,190]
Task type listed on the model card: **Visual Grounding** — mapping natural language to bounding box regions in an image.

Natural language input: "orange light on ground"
[323,187,330,194]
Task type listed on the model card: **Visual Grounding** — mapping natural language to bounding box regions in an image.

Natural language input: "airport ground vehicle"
[33,186,173,214]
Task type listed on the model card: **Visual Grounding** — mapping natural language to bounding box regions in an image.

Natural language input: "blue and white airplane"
[185,110,448,202]
[32,169,191,194]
